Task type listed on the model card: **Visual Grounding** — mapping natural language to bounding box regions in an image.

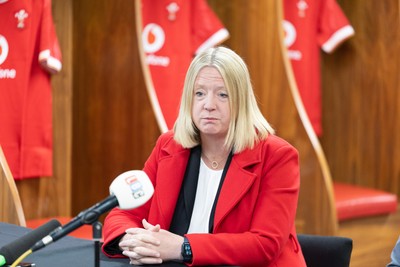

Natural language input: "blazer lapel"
[213,147,262,231]
[168,146,201,235]
[154,143,190,229]
[182,146,201,221]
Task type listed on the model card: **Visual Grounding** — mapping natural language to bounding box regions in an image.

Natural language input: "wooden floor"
[338,208,400,267]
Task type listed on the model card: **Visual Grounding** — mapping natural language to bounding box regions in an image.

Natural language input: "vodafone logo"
[0,35,16,79]
[283,20,302,61]
[283,20,296,47]
[0,35,9,65]
[142,23,165,53]
[142,23,170,67]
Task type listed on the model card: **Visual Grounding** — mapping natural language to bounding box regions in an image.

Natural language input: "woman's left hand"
[120,219,184,264]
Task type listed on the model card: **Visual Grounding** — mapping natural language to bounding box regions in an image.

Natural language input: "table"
[0,222,189,266]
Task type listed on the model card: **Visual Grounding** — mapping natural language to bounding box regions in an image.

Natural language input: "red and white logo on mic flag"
[140,0,229,132]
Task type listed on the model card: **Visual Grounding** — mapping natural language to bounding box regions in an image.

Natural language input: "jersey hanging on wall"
[140,0,229,132]
[0,0,62,179]
[283,0,354,136]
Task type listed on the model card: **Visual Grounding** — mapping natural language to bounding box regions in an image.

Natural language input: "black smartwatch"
[181,237,193,263]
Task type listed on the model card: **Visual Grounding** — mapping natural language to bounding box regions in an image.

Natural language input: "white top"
[187,159,223,233]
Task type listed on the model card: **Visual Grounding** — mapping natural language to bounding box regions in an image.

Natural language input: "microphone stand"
[92,221,102,267]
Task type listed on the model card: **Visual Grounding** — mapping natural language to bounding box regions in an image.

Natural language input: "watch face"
[182,239,192,262]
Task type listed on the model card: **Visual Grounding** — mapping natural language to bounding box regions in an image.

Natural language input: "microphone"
[0,219,61,266]
[31,170,154,252]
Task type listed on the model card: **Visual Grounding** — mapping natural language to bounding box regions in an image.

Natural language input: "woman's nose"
[204,94,216,110]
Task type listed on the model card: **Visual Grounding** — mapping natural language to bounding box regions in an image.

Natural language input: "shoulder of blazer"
[233,134,297,168]
[156,131,188,157]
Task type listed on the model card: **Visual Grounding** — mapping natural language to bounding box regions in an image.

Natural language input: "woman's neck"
[201,138,230,170]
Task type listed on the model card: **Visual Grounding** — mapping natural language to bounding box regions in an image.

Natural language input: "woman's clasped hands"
[119,219,184,265]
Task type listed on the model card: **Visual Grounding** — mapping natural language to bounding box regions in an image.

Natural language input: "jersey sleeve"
[191,0,229,54]
[317,0,355,53]
[38,0,62,74]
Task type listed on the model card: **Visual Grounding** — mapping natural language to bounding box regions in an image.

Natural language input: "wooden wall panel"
[20,0,400,237]
[69,0,337,234]
[321,1,400,194]
[71,0,160,215]
[71,0,330,229]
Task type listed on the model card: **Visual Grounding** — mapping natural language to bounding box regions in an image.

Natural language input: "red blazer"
[103,131,306,267]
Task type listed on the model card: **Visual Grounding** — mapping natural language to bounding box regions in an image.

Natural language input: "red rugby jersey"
[0,0,62,179]
[283,0,354,136]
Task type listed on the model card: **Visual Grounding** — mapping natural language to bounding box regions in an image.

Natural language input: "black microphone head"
[0,219,61,265]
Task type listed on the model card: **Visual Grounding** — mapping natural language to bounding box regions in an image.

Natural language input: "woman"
[102,46,306,266]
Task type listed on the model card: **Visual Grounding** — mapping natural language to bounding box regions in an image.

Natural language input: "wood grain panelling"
[208,0,336,234]
[71,0,160,215]
[16,0,73,220]
[70,0,337,234]
[17,0,400,239]
[321,1,400,194]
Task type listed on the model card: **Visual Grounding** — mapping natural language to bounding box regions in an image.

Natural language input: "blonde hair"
[173,46,274,153]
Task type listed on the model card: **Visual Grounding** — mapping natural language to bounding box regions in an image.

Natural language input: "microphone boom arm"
[52,195,118,241]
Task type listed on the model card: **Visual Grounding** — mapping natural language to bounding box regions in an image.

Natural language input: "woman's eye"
[219,92,229,98]
[195,91,204,97]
